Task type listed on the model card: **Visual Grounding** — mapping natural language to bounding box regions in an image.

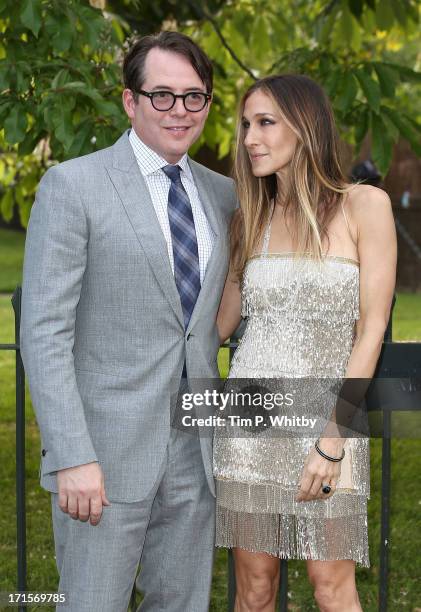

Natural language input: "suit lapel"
[105,132,184,327]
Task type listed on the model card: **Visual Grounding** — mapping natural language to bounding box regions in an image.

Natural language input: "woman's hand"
[296,440,343,502]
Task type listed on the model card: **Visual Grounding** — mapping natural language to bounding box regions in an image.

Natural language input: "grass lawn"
[391,292,421,340]
[1,253,421,608]
[0,228,25,293]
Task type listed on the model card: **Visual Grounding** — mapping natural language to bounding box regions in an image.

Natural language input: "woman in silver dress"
[213,75,396,611]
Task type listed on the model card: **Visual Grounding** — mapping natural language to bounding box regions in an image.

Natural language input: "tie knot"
[162,164,182,183]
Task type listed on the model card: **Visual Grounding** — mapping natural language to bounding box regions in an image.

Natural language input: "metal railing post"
[278,560,288,611]
[378,295,395,612]
[379,411,391,612]
[12,286,26,612]
[228,549,236,611]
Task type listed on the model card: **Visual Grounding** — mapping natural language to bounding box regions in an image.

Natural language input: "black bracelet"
[315,438,345,462]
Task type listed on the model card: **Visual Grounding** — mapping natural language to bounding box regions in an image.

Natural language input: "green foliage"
[0,0,130,224]
[20,0,43,38]
[185,0,421,176]
[0,0,421,223]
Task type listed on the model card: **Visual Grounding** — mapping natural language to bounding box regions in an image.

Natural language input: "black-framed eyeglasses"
[135,89,211,112]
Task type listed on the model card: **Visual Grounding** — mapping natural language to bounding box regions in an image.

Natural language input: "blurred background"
[1,0,421,291]
[0,1,420,610]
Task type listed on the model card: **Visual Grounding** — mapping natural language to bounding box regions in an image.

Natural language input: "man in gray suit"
[21,31,236,611]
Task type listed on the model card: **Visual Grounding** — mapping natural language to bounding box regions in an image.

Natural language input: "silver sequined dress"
[213,217,370,567]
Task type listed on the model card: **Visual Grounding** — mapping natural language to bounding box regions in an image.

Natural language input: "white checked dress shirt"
[129,128,215,283]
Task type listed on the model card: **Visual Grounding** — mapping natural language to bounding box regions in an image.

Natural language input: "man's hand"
[57,462,111,526]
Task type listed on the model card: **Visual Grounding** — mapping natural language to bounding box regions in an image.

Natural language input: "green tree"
[0,0,420,225]
[187,0,421,169]
[0,0,127,225]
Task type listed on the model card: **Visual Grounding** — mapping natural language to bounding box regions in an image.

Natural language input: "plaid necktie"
[162,164,201,329]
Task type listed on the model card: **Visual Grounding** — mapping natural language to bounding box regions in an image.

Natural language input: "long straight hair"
[231,74,350,280]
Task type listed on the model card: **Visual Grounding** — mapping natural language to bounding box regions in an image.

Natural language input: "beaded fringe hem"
[216,504,370,567]
[216,478,368,517]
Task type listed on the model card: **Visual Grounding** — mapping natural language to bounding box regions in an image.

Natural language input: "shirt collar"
[129,128,192,180]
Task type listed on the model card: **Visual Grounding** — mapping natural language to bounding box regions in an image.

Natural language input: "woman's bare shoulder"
[347,184,391,211]
[345,184,392,225]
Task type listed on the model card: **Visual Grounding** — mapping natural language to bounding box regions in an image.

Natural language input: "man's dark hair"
[123,31,213,99]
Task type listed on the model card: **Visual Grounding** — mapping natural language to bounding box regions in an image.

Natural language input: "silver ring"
[322,484,331,494]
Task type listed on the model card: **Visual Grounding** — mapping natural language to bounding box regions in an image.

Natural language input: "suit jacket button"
[41,449,47,456]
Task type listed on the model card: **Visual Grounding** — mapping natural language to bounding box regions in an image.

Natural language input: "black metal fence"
[0,288,26,612]
[1,287,420,612]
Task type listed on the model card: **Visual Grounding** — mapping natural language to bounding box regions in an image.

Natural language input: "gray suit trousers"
[52,425,215,612]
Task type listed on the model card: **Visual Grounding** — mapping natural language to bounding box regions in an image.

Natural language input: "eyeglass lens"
[152,92,207,111]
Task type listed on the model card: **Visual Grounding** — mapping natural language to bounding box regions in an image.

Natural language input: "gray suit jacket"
[20,130,237,502]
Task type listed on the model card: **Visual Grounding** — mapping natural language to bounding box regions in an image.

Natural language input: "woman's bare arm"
[216,270,242,344]
[321,184,397,449]
[344,185,397,377]
[297,185,397,501]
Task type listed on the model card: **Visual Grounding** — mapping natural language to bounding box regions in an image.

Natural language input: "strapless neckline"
[248,252,360,268]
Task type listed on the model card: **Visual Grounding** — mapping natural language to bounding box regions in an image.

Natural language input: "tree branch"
[186,1,257,81]
[316,0,341,21]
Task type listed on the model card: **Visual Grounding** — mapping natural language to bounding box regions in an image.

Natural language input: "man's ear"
[122,88,136,120]
[203,94,212,119]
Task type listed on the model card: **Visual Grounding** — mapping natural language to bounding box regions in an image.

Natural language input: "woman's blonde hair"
[231,74,350,280]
